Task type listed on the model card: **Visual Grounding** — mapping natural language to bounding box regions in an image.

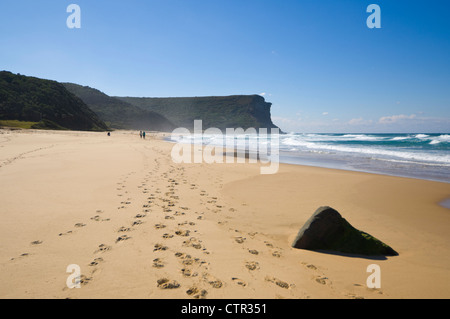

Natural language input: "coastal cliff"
[1,71,281,133]
[117,95,280,131]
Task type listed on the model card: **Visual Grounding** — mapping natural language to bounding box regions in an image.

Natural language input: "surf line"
[170,120,280,175]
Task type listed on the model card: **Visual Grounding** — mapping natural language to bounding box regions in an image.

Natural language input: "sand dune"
[0,129,449,299]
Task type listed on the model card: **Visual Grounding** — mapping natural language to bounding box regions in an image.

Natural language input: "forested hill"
[63,83,175,132]
[1,71,281,133]
[0,71,108,131]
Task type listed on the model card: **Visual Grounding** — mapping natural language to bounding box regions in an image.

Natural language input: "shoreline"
[1,129,449,299]
[164,134,450,185]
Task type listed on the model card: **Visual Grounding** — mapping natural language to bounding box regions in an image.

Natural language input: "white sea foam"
[279,135,450,165]
[172,132,450,166]
[391,136,409,141]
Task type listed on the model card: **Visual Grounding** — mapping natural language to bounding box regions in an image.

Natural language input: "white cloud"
[378,114,416,124]
[259,92,266,96]
[322,112,329,116]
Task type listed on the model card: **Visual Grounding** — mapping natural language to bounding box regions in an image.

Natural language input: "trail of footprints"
[143,160,300,298]
[9,146,356,298]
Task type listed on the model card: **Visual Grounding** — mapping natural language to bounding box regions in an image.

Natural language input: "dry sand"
[0,129,449,299]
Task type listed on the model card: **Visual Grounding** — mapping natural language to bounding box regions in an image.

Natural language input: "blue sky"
[1,0,449,133]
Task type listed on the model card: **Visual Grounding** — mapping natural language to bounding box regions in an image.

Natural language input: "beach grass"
[0,120,39,129]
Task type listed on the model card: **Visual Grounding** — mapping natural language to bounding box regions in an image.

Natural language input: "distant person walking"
[139,131,142,139]
[143,131,146,139]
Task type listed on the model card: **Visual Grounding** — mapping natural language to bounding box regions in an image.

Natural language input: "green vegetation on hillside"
[0,71,108,131]
[0,120,38,129]
[63,83,175,132]
[0,71,280,133]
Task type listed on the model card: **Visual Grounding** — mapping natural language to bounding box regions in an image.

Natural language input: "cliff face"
[246,95,278,130]
[117,95,280,131]
[1,71,281,133]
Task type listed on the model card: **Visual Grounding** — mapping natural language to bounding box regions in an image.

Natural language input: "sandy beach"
[0,129,449,299]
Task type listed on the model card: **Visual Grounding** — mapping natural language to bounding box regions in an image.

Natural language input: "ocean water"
[277,133,450,183]
[169,133,450,183]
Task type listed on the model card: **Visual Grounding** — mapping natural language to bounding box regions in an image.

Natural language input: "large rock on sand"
[292,206,398,256]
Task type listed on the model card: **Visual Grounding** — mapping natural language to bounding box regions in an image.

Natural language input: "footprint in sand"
[152,258,165,268]
[245,261,260,271]
[91,215,110,222]
[132,220,144,226]
[203,273,223,289]
[95,244,112,253]
[232,278,247,287]
[175,230,191,237]
[181,268,198,278]
[118,226,132,233]
[116,235,131,243]
[177,221,196,226]
[264,241,274,248]
[265,276,292,289]
[175,253,208,268]
[301,262,329,285]
[186,286,208,299]
[58,230,73,237]
[157,278,180,289]
[315,276,329,285]
[174,252,190,260]
[272,250,282,258]
[89,257,104,267]
[304,263,318,270]
[31,240,43,245]
[183,237,203,250]
[78,275,93,286]
[10,253,30,261]
[153,243,168,252]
